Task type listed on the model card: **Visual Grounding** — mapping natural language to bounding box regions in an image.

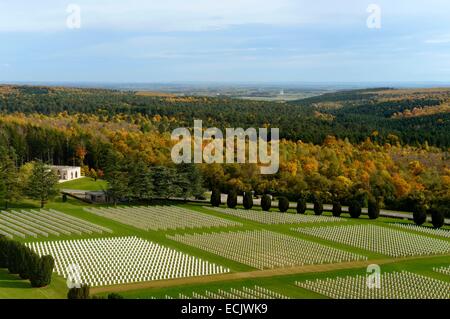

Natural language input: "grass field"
[0,270,67,299]
[1,195,449,299]
[58,177,108,191]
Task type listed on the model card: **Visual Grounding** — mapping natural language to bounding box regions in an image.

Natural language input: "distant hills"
[0,84,449,147]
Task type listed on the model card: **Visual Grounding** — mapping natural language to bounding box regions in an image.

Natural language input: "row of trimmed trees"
[211,189,446,229]
[0,236,54,287]
[412,204,445,229]
[212,189,379,218]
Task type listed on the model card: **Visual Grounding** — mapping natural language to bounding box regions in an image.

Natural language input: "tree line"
[1,85,449,147]
[102,151,204,205]
[211,189,446,229]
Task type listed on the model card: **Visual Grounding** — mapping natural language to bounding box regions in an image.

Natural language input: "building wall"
[52,166,81,182]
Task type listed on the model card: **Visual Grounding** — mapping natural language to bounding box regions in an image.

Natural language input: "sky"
[1,0,450,83]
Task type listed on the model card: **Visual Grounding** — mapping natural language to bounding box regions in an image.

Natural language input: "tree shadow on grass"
[0,269,31,289]
[4,201,40,210]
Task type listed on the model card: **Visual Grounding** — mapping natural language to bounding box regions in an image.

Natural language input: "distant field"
[135,91,177,97]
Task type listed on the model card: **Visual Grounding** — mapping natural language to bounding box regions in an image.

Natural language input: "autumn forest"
[0,85,449,215]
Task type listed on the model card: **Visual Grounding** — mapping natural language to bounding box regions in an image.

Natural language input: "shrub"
[0,236,10,268]
[313,199,323,216]
[108,293,124,299]
[226,190,238,209]
[0,238,55,288]
[22,251,40,281]
[68,285,90,299]
[413,204,427,226]
[332,201,342,217]
[30,255,55,287]
[442,205,450,219]
[243,192,253,210]
[430,207,445,229]
[349,200,362,218]
[67,288,78,299]
[261,194,272,211]
[296,199,307,214]
[7,241,23,274]
[368,199,380,220]
[210,188,221,207]
[19,246,37,280]
[278,197,289,213]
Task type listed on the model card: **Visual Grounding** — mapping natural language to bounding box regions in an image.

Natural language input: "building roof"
[49,165,80,170]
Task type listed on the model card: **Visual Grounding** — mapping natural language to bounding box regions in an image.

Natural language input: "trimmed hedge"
[68,285,91,299]
[261,194,272,211]
[368,199,380,220]
[332,201,342,217]
[0,236,54,288]
[313,199,323,216]
[296,199,307,214]
[278,197,289,213]
[227,190,238,208]
[349,200,362,218]
[0,236,10,268]
[30,255,54,288]
[243,192,253,210]
[210,188,221,207]
[430,207,445,229]
[413,204,427,226]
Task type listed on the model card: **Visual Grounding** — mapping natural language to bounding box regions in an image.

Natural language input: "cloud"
[2,1,450,82]
[0,0,310,32]
[7,0,449,33]
[425,34,450,44]
[1,0,450,33]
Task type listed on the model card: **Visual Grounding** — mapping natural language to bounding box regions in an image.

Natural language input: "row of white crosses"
[0,209,112,239]
[296,271,450,299]
[433,265,450,276]
[85,206,241,231]
[164,286,290,299]
[26,236,229,287]
[390,223,450,238]
[206,207,345,225]
[168,229,366,270]
[294,224,450,257]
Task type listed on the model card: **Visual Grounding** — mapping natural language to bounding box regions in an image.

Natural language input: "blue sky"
[1,0,450,83]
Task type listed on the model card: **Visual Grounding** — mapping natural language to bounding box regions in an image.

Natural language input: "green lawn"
[103,255,450,299]
[1,196,449,299]
[0,270,67,299]
[58,177,108,191]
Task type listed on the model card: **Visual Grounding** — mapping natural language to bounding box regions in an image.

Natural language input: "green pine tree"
[128,160,153,201]
[0,147,21,209]
[25,160,59,208]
